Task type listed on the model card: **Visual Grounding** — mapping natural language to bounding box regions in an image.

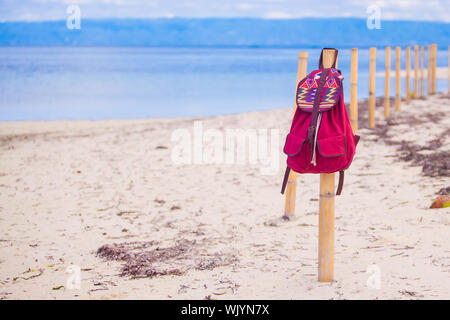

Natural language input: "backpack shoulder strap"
[336,135,360,196]
[336,171,345,195]
[280,166,291,195]
[307,68,329,157]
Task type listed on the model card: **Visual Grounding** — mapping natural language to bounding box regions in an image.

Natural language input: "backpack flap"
[296,69,343,112]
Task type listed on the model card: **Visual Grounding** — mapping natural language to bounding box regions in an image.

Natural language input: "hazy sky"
[1,0,449,22]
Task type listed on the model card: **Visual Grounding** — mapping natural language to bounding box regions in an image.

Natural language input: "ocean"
[0,47,448,121]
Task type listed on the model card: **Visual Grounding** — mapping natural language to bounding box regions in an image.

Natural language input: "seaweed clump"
[97,239,238,279]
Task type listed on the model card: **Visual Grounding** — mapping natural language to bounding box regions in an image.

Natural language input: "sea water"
[0,47,448,121]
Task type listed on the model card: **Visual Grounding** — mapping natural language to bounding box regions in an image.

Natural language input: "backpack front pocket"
[283,133,306,157]
[284,133,313,172]
[317,134,346,157]
[311,134,348,172]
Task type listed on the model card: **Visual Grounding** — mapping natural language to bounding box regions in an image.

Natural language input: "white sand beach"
[377,66,448,79]
[0,94,449,300]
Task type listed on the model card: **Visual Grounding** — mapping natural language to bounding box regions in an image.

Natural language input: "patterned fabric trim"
[296,68,342,111]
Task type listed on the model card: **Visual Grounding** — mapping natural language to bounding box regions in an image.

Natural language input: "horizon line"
[1,16,450,24]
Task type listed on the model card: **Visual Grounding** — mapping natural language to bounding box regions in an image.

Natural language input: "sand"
[376,66,448,79]
[0,93,449,300]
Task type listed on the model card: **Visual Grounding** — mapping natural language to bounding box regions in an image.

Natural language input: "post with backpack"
[283,52,309,220]
[281,48,360,281]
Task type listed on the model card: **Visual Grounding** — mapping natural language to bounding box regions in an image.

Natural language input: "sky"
[0,0,449,22]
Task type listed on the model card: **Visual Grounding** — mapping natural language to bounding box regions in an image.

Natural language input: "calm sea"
[0,47,448,121]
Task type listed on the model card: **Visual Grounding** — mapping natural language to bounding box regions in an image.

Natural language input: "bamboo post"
[420,46,424,97]
[283,52,308,220]
[413,45,419,98]
[395,46,401,111]
[406,46,411,104]
[318,49,338,283]
[384,46,391,118]
[368,47,376,128]
[432,44,437,94]
[427,44,432,95]
[350,48,358,134]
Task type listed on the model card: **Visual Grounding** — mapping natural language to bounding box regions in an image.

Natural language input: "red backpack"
[281,48,360,195]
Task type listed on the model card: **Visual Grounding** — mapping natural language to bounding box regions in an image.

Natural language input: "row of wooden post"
[369,44,439,128]
[284,45,449,282]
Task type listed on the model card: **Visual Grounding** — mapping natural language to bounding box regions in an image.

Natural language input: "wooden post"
[350,48,358,134]
[432,44,437,94]
[395,46,401,111]
[283,52,308,220]
[384,46,391,118]
[406,46,411,104]
[448,45,450,93]
[413,45,419,98]
[427,44,432,95]
[420,46,424,97]
[368,47,376,128]
[318,49,338,283]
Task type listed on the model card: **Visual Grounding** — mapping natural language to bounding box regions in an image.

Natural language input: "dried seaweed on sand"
[97,239,238,279]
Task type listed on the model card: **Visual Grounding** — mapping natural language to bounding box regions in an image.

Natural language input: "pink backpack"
[281,48,360,195]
